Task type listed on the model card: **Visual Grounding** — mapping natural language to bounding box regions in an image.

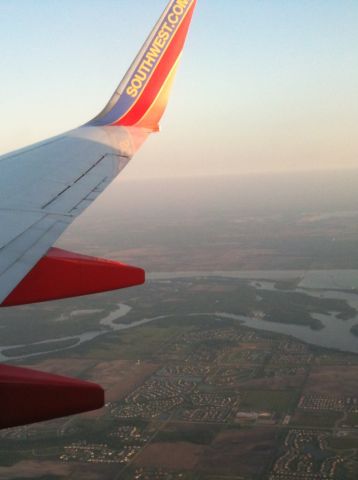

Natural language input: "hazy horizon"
[1,0,358,178]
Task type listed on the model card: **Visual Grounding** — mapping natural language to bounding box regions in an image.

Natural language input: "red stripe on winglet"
[114,1,196,127]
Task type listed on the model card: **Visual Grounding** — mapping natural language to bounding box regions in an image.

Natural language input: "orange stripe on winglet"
[135,58,180,130]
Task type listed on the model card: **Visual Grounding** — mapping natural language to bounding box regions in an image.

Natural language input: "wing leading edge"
[0,0,197,428]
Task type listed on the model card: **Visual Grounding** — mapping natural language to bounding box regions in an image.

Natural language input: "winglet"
[89,0,197,131]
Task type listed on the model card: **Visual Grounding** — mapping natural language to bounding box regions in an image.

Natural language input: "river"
[0,271,357,361]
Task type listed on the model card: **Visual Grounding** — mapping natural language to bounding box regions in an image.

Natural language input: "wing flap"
[41,154,126,214]
[0,211,44,249]
[0,127,132,211]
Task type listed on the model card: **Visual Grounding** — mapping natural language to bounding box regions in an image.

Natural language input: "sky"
[1,0,358,178]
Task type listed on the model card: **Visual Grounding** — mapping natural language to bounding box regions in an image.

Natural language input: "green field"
[291,411,343,428]
[241,389,298,413]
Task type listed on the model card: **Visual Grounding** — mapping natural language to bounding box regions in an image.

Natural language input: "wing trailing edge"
[89,0,197,131]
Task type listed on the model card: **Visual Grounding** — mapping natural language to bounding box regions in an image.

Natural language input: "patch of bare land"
[0,460,116,480]
[304,366,358,396]
[88,360,160,402]
[198,428,278,477]
[22,358,96,377]
[0,461,72,480]
[134,442,203,470]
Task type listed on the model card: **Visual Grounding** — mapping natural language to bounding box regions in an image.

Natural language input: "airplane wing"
[0,0,196,307]
[0,0,197,428]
